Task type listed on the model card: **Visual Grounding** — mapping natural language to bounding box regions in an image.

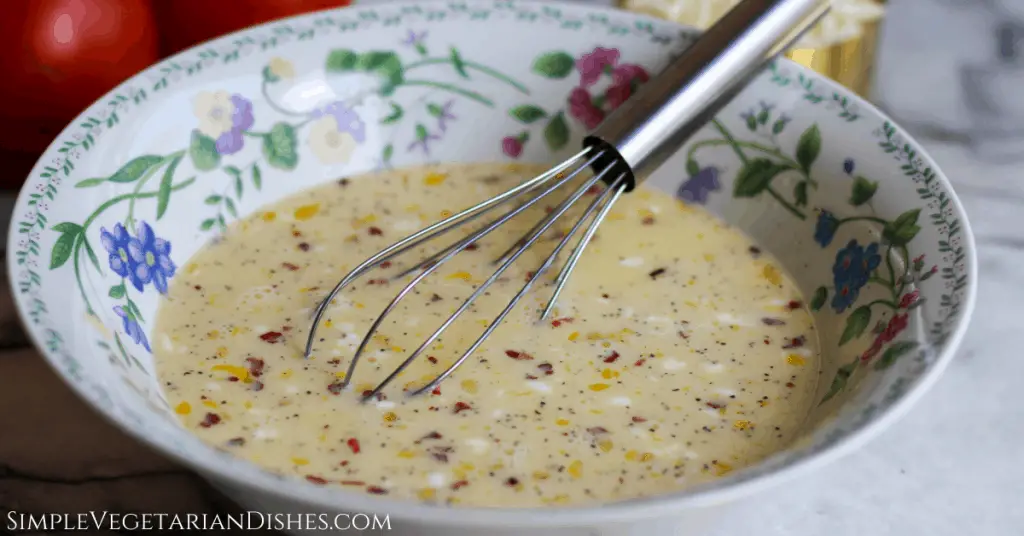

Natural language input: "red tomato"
[0,0,160,189]
[154,0,354,57]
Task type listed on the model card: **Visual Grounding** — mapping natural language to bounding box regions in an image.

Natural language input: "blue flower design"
[114,305,150,352]
[814,210,840,247]
[831,239,882,313]
[99,223,134,278]
[676,166,720,205]
[126,222,176,294]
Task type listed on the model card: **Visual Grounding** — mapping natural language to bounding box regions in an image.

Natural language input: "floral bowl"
[8,1,975,534]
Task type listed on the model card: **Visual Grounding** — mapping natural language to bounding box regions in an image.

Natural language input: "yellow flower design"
[267,57,296,81]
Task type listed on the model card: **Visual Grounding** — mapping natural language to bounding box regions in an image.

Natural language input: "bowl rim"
[7,0,978,527]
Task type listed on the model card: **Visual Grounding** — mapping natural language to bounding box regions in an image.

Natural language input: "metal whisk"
[306,0,830,401]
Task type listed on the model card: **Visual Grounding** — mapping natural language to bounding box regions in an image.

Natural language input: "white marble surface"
[1,0,1019,534]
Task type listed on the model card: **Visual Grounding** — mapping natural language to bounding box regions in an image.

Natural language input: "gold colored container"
[618,0,886,99]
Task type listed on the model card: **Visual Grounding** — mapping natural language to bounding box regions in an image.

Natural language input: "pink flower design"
[898,289,920,309]
[568,87,604,130]
[860,313,909,363]
[612,64,649,87]
[576,47,620,87]
[502,132,528,159]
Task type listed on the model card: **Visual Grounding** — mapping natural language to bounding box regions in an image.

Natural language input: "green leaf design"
[224,165,242,177]
[82,237,102,273]
[543,112,569,151]
[262,123,298,170]
[156,155,183,220]
[810,286,827,311]
[234,175,244,198]
[839,305,872,346]
[756,108,769,125]
[49,223,82,269]
[745,115,757,131]
[771,118,786,135]
[200,218,217,231]
[382,144,394,163]
[874,340,918,370]
[733,158,785,198]
[331,50,404,95]
[510,105,547,124]
[225,197,238,218]
[125,298,144,323]
[794,181,808,207]
[849,176,878,206]
[795,124,821,172]
[262,65,280,84]
[449,47,469,79]
[382,102,404,124]
[189,130,220,171]
[686,158,700,177]
[107,155,164,183]
[325,49,359,72]
[821,359,858,403]
[204,195,223,205]
[532,51,574,79]
[252,164,262,190]
[74,177,107,188]
[108,284,126,299]
[882,208,922,246]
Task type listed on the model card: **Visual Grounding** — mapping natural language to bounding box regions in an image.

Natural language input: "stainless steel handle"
[586,0,830,191]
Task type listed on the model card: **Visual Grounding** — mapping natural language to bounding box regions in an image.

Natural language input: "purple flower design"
[126,222,176,294]
[576,47,620,87]
[310,101,367,142]
[100,223,134,278]
[401,30,428,54]
[214,95,254,155]
[429,100,457,132]
[114,305,150,352]
[677,167,721,205]
[408,124,440,155]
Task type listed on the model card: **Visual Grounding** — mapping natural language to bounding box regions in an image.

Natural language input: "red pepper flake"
[327,359,341,365]
[603,351,621,363]
[427,356,438,364]
[464,243,479,251]
[550,317,574,327]
[416,431,443,444]
[587,426,609,435]
[228,376,240,382]
[586,185,601,195]
[259,331,283,343]
[505,350,534,360]
[339,460,349,467]
[347,438,361,454]
[341,480,365,486]
[537,363,554,375]
[297,242,310,251]
[631,416,647,423]
[367,278,388,285]
[379,261,392,269]
[291,229,303,237]
[706,402,723,409]
[451,480,469,490]
[368,226,383,236]
[431,386,441,396]
[761,317,786,326]
[282,325,293,332]
[525,271,535,282]
[634,359,646,367]
[282,262,300,271]
[782,336,806,349]
[200,413,221,428]
[250,380,264,392]
[678,330,690,339]
[642,215,656,225]
[453,401,472,414]
[786,382,796,388]
[648,268,666,280]
[525,374,538,380]
[786,300,802,310]
[306,475,328,485]
[366,486,388,495]
[328,382,345,395]
[245,357,265,378]
[193,285,203,291]
[361,390,386,401]
[504,477,520,487]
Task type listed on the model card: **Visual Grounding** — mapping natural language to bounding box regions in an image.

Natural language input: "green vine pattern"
[766,61,861,122]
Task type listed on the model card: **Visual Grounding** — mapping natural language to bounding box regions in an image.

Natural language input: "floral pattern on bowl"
[7,0,975,530]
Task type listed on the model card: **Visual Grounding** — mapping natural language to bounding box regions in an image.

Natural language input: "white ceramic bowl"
[8,1,976,534]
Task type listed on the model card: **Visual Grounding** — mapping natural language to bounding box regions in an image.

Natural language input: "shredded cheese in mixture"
[153,163,820,508]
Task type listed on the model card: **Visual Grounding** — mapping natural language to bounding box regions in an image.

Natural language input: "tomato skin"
[0,0,159,189]
[154,0,354,56]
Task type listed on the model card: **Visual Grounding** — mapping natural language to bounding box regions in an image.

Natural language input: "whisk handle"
[584,0,830,192]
